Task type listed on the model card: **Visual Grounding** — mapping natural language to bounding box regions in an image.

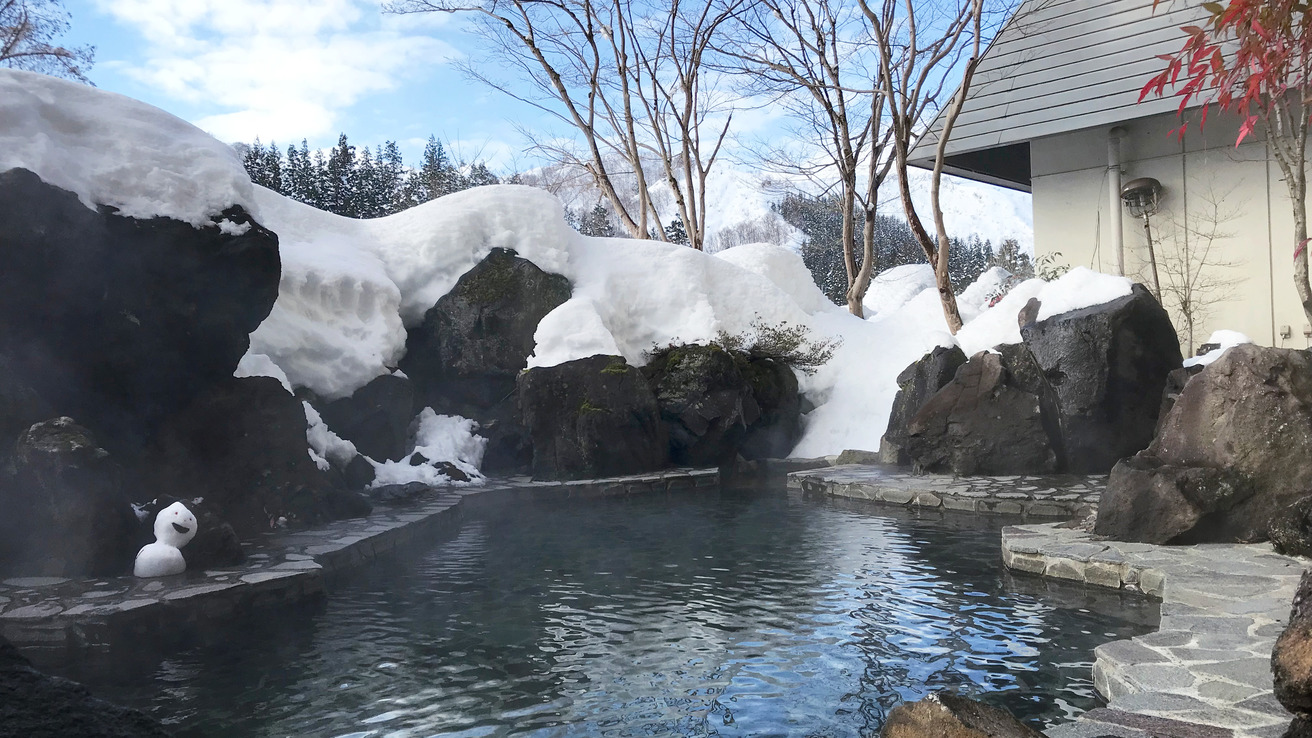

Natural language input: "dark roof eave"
[907,142,1032,193]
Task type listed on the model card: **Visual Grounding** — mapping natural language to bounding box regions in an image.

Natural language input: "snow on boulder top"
[0,69,255,226]
[713,242,834,314]
[366,186,577,323]
[1183,330,1253,368]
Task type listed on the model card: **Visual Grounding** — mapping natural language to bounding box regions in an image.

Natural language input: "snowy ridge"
[0,69,255,226]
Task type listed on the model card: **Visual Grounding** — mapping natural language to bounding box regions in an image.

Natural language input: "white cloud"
[95,0,456,141]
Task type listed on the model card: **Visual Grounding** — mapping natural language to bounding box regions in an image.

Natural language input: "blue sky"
[61,0,553,169]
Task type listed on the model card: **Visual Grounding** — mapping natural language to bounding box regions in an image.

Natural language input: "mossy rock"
[400,247,572,441]
[519,355,666,480]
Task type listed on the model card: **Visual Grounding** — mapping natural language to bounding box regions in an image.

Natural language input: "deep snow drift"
[2,67,1131,472]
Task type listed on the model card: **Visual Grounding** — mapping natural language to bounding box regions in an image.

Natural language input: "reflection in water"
[67,488,1158,737]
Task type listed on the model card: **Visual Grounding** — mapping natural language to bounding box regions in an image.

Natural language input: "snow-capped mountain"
[519,156,1033,254]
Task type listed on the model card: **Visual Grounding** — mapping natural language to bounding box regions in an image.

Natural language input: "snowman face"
[154,501,198,547]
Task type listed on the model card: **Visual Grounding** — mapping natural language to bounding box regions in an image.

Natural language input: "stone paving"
[1005,523,1306,738]
[788,463,1103,518]
[0,468,717,653]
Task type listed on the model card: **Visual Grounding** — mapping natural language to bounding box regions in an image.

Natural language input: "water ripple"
[69,490,1158,737]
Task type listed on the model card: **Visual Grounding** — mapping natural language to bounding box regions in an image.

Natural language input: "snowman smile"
[172,522,191,535]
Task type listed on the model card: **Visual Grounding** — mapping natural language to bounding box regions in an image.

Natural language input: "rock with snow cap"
[1019,284,1181,473]
[0,168,281,457]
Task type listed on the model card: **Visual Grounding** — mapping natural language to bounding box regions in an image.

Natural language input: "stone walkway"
[0,468,718,652]
[1005,523,1305,738]
[788,463,1103,518]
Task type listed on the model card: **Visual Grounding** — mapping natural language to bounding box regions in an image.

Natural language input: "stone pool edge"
[1004,523,1305,738]
[787,463,1103,518]
[0,468,718,652]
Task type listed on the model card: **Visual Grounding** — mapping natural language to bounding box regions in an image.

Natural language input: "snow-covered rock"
[1183,329,1254,368]
[0,69,255,226]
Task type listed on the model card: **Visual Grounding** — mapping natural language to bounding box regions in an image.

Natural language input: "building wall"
[1030,109,1305,353]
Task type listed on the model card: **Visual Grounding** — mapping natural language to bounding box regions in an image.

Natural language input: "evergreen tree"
[263,140,283,195]
[578,201,616,237]
[242,138,281,191]
[664,216,689,245]
[325,133,356,216]
[463,162,499,189]
[991,238,1035,279]
[408,135,454,204]
[948,234,992,291]
[353,145,382,218]
[310,148,330,211]
[378,141,405,215]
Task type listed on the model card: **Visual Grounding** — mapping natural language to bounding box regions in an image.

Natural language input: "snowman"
[134,501,197,577]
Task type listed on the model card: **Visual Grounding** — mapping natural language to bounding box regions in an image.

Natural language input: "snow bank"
[713,242,834,314]
[862,264,937,321]
[247,188,405,400]
[372,410,487,486]
[0,69,255,226]
[246,180,1137,458]
[1184,330,1253,368]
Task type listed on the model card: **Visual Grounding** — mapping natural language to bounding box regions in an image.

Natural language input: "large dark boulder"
[905,351,1057,475]
[1275,571,1312,734]
[1096,345,1312,544]
[1157,364,1203,433]
[143,377,370,538]
[881,692,1045,738]
[0,418,137,577]
[0,168,281,456]
[738,357,802,459]
[400,248,571,475]
[1020,284,1182,473]
[519,355,667,480]
[1271,496,1312,559]
[644,344,758,467]
[400,247,572,416]
[1097,455,1252,544]
[879,346,967,465]
[315,373,414,462]
[0,636,171,737]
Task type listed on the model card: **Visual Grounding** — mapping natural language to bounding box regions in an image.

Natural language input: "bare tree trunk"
[1294,197,1312,327]
[846,202,878,317]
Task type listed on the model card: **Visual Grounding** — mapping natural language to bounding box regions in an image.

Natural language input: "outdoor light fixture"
[1120,177,1164,300]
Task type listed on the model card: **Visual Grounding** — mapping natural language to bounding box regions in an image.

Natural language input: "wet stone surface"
[1007,522,1306,738]
[0,468,717,652]
[789,463,1102,518]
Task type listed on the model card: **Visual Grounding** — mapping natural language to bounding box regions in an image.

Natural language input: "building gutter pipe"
[1109,127,1126,276]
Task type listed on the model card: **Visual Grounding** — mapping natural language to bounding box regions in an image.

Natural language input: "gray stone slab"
[1235,692,1293,721]
[1096,640,1171,666]
[0,603,63,619]
[1136,630,1193,648]
[1195,679,1264,703]
[1108,691,1212,713]
[1120,663,1196,691]
[2,577,68,588]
